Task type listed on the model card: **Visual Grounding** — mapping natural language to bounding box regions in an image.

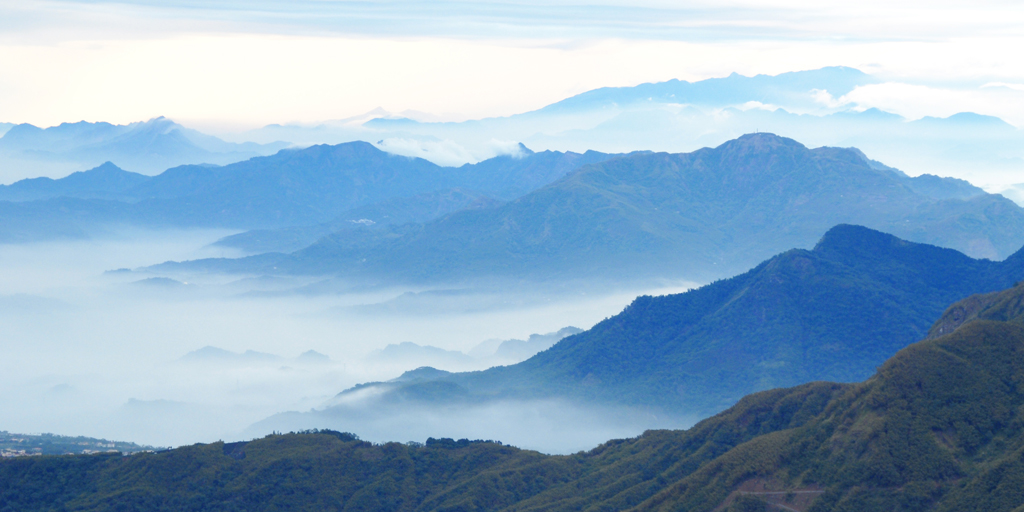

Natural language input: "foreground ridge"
[6,284,1024,511]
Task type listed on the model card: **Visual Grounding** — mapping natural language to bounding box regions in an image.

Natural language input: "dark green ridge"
[8,284,1024,511]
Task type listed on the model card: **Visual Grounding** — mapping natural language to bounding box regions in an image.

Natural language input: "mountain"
[0,162,149,202]
[489,326,584,361]
[0,142,621,240]
[290,225,1024,424]
[205,145,622,251]
[175,133,1024,282]
[534,66,876,114]
[8,283,1024,511]
[178,346,331,366]
[356,327,585,375]
[0,117,289,182]
[123,141,459,228]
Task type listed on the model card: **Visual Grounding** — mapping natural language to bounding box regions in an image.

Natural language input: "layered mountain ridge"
[155,133,1024,285]
[0,142,621,243]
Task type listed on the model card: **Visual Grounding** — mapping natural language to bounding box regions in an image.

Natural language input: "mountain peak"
[60,161,146,189]
[812,224,982,270]
[813,224,907,254]
[87,161,126,174]
[719,132,807,154]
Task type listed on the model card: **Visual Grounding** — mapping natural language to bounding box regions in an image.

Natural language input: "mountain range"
[0,143,620,243]
[8,281,1024,511]
[157,133,1024,285]
[256,225,1024,437]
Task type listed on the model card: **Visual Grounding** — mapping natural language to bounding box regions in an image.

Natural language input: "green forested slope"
[9,284,1024,511]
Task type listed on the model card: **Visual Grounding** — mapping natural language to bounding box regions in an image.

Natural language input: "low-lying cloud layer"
[0,229,696,451]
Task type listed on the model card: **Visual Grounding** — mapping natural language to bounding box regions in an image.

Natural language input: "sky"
[1,1,1023,131]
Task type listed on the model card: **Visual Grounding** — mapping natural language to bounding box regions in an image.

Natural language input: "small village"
[1,431,149,457]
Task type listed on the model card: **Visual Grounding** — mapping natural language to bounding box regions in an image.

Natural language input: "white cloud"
[838,82,1024,125]
[486,139,529,159]
[374,137,531,166]
[983,82,1024,92]
[737,101,779,112]
[810,88,843,109]
[375,138,478,167]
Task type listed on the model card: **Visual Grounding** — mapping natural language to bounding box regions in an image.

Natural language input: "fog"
[249,400,691,455]
[0,229,698,453]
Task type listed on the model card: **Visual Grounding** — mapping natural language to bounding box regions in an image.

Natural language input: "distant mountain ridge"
[0,162,148,202]
[0,117,289,181]
[179,346,329,365]
[164,133,1024,283]
[534,66,876,114]
[0,142,623,243]
[271,67,1024,184]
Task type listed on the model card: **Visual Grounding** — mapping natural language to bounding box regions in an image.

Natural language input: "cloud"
[837,82,1024,126]
[11,0,1022,43]
[983,82,1024,92]
[247,398,693,455]
[486,139,529,159]
[374,137,530,166]
[737,101,779,112]
[1,227,684,447]
[375,138,478,167]
[810,88,844,109]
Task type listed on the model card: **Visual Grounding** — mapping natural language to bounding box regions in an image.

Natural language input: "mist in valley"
[0,229,698,453]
